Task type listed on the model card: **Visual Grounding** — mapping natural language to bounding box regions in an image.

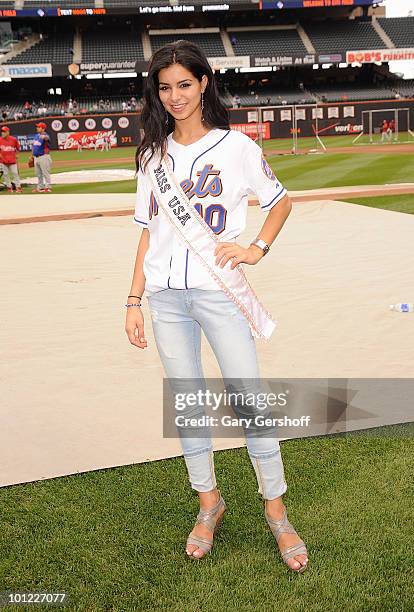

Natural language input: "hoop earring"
[201,91,205,122]
[165,111,169,126]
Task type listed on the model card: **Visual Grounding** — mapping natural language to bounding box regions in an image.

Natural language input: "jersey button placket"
[176,152,192,291]
[168,233,184,289]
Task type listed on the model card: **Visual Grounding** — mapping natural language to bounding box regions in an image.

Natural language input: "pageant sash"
[146,151,277,340]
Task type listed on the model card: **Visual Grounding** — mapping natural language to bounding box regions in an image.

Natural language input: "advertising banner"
[138,3,230,14]
[79,60,137,74]
[0,7,107,17]
[231,123,271,139]
[331,123,363,134]
[318,53,343,64]
[262,0,377,7]
[208,55,250,70]
[250,54,315,68]
[57,130,117,151]
[52,61,149,76]
[0,63,52,78]
[4,113,141,148]
[346,48,414,64]
[0,4,248,18]
[0,1,380,17]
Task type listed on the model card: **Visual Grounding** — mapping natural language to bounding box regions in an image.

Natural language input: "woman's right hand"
[125,307,148,349]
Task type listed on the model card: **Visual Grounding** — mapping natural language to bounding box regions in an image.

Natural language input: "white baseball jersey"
[133,127,287,296]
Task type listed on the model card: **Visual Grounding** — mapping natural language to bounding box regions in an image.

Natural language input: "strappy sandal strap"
[186,490,226,558]
[195,491,226,531]
[265,507,309,571]
[186,534,213,554]
[281,541,308,563]
[265,508,297,541]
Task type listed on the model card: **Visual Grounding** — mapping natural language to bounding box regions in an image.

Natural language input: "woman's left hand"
[214,242,263,270]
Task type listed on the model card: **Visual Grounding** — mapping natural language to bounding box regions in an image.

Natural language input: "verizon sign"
[346,48,414,64]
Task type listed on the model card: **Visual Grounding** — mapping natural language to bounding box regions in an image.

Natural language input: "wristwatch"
[250,238,270,256]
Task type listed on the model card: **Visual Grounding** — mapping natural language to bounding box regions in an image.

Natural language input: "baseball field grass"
[32,149,413,195]
[345,194,414,213]
[261,131,414,151]
[1,423,412,611]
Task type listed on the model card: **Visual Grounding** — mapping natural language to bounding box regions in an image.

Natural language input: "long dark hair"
[135,40,230,173]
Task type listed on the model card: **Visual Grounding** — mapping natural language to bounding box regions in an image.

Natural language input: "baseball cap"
[36,122,47,129]
[1,125,10,132]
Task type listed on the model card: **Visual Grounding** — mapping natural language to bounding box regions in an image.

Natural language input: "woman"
[125,40,308,573]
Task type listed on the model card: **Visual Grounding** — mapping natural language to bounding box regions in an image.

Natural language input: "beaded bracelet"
[125,303,142,308]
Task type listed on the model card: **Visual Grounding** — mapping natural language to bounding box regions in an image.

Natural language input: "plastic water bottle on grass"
[389,303,414,312]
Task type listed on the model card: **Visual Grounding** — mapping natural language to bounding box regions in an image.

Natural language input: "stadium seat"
[304,20,387,53]
[377,17,414,49]
[4,32,75,65]
[150,33,226,57]
[82,29,145,63]
[229,29,308,56]
[393,79,414,99]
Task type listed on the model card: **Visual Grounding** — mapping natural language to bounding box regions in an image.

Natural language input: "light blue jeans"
[147,288,288,500]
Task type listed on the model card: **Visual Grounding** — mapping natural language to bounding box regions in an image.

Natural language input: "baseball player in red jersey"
[381,119,389,143]
[0,126,22,193]
[389,118,396,142]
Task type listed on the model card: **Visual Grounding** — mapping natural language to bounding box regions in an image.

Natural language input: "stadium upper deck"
[2,17,413,65]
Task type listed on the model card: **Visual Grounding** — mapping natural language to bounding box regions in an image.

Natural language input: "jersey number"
[194,203,226,235]
[149,199,227,235]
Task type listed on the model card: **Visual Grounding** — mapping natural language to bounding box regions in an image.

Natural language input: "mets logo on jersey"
[261,153,276,182]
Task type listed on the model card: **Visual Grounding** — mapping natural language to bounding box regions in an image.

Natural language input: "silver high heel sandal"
[265,507,309,573]
[186,490,226,558]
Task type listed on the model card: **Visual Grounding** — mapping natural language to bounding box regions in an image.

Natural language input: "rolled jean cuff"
[183,447,217,493]
[251,451,288,500]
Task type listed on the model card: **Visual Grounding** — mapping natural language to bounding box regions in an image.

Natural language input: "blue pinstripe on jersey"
[134,216,148,226]
[167,255,172,288]
[261,186,286,210]
[167,153,175,288]
[183,130,231,288]
[184,249,189,289]
[189,131,230,181]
